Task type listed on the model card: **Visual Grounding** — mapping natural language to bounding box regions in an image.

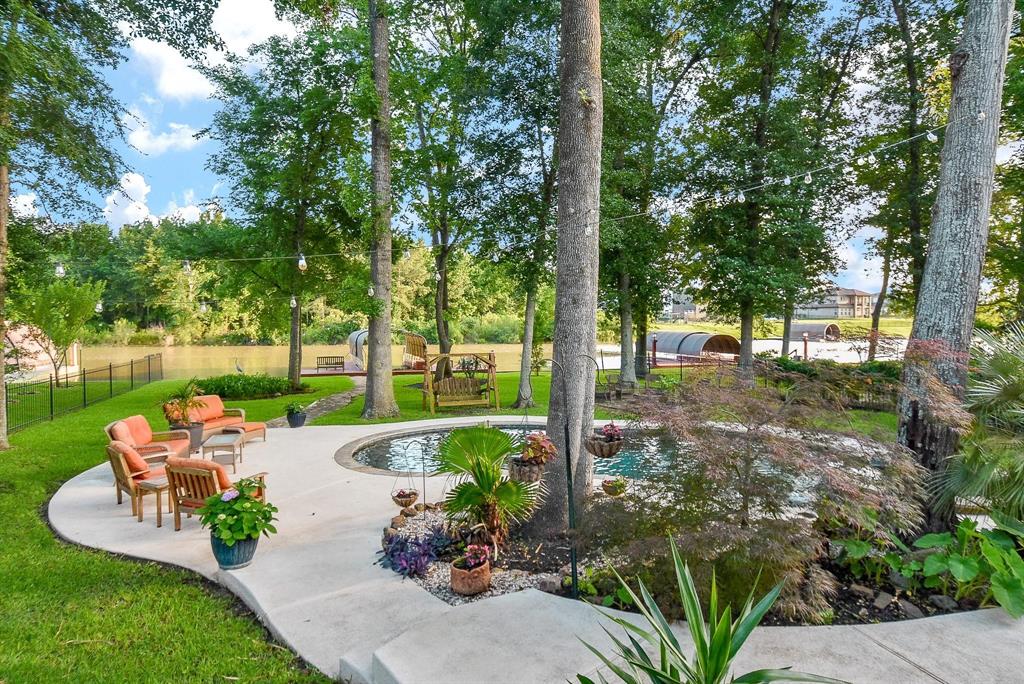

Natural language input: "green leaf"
[990,573,1024,618]
[734,668,849,683]
[923,554,949,577]
[835,539,871,559]
[914,532,954,549]
[991,511,1024,539]
[601,595,615,608]
[947,554,980,583]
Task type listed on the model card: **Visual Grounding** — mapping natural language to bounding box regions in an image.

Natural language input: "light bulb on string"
[182,260,192,275]
[737,191,746,203]
[867,153,877,164]
[783,176,791,186]
[297,254,308,272]
[368,285,375,297]
[290,295,297,308]
[403,249,411,259]
[804,173,812,184]
[977,111,986,121]
[492,253,499,263]
[434,272,441,282]
[94,301,103,313]
[55,263,66,278]
[199,301,208,314]
[927,131,938,143]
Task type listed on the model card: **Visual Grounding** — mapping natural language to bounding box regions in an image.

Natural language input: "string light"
[434,272,441,282]
[368,285,375,297]
[492,253,499,263]
[182,260,192,275]
[290,295,297,308]
[199,301,208,313]
[804,173,812,184]
[55,263,66,278]
[297,254,308,272]
[927,131,938,143]
[783,176,791,186]
[94,302,103,313]
[737,191,746,203]
[977,111,986,121]
[867,153,877,164]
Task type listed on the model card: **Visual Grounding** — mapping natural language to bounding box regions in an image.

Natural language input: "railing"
[6,354,163,433]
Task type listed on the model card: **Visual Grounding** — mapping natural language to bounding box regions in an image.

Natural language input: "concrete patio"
[49,418,1024,683]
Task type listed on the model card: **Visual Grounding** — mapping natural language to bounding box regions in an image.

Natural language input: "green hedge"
[196,373,308,399]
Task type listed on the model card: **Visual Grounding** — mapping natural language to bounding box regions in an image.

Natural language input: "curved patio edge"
[48,421,1024,683]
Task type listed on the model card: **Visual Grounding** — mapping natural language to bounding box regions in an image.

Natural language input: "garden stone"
[857,608,869,619]
[929,595,958,611]
[873,591,894,610]
[538,576,561,594]
[899,599,924,619]
[888,569,909,590]
[585,595,604,605]
[401,506,417,518]
[849,583,874,599]
[390,516,406,529]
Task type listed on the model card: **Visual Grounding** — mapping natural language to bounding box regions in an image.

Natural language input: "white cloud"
[126,110,202,155]
[11,193,38,219]
[836,233,885,293]
[128,0,295,103]
[104,172,156,233]
[164,189,203,223]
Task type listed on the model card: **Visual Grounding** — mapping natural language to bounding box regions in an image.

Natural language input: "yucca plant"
[435,427,539,543]
[578,538,846,684]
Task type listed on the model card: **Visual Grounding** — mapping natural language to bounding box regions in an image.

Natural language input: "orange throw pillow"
[109,440,152,478]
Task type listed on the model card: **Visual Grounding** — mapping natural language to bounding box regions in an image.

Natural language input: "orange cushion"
[204,416,243,430]
[109,420,133,444]
[123,415,153,446]
[166,456,232,491]
[161,438,191,458]
[110,441,152,478]
[233,422,266,433]
[197,395,225,421]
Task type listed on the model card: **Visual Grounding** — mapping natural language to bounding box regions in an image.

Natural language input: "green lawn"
[656,317,914,338]
[0,376,352,682]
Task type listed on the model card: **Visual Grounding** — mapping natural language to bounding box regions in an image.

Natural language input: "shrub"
[197,478,278,547]
[303,319,362,345]
[376,535,439,578]
[128,329,164,345]
[196,373,304,399]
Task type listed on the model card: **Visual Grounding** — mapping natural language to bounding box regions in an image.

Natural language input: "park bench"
[315,356,346,373]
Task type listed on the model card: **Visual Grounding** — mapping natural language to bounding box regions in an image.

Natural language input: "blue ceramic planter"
[211,534,259,570]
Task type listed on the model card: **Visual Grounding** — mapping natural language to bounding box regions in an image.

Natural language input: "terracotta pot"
[450,559,491,596]
[584,436,624,459]
[392,491,419,508]
[509,457,544,483]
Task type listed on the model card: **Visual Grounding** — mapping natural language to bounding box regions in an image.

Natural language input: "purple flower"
[221,489,240,502]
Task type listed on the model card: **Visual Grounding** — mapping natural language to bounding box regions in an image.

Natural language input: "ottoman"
[223,421,267,444]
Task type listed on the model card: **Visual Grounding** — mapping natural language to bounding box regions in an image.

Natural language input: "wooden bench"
[315,356,346,373]
[435,377,488,410]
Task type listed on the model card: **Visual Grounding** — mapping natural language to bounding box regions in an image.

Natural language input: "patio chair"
[106,441,168,522]
[105,415,190,460]
[164,456,266,532]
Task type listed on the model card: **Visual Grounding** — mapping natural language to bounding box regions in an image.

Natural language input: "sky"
[14,0,996,295]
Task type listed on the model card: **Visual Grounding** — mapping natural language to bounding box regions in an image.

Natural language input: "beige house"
[795,287,874,319]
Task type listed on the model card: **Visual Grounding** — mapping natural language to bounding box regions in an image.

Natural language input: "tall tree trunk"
[363,0,399,419]
[781,300,793,357]
[897,0,1013,532]
[288,300,302,390]
[618,268,636,384]
[868,242,893,361]
[635,307,648,378]
[513,283,538,408]
[739,302,755,371]
[0,163,8,449]
[530,0,603,535]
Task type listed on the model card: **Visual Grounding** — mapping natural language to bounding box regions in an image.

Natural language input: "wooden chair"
[164,457,266,531]
[106,443,168,523]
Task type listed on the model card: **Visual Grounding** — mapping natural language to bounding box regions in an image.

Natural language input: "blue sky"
[11,0,889,292]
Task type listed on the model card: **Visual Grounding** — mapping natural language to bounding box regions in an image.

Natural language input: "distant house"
[662,291,706,321]
[795,287,874,319]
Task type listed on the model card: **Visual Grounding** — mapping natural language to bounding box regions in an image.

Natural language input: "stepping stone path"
[266,376,365,427]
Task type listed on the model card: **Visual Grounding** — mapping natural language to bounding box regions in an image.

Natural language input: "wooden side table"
[201,433,244,473]
[136,477,171,528]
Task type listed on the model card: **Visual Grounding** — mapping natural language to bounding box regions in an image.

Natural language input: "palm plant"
[935,324,1024,518]
[435,427,539,543]
[578,538,846,684]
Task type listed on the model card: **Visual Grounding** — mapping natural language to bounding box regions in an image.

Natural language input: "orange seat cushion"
[204,416,243,430]
[165,456,232,491]
[231,422,266,433]
[111,415,155,447]
[110,441,160,480]
[196,395,226,422]
[161,439,191,458]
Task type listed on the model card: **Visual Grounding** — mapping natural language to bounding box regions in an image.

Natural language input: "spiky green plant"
[578,538,846,684]
[967,323,1024,432]
[435,427,539,543]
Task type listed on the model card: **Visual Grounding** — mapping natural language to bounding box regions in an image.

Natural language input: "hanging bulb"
[55,263,66,278]
[977,111,986,121]
[199,301,208,314]
[804,173,812,184]
[368,285,375,297]
[783,176,791,186]
[585,225,593,236]
[403,249,411,259]
[94,301,103,313]
[867,153,877,164]
[492,253,499,263]
[926,131,938,143]
[434,272,441,282]
[182,260,192,275]
[737,191,746,203]
[297,254,308,272]
[290,295,297,308]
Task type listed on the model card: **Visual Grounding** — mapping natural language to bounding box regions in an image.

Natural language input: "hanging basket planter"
[508,457,545,483]
[585,436,624,459]
[391,489,419,508]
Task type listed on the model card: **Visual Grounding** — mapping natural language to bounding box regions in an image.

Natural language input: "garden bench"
[316,355,346,372]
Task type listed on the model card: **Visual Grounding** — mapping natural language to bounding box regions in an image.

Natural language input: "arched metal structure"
[788,322,841,341]
[647,331,740,362]
[348,329,369,369]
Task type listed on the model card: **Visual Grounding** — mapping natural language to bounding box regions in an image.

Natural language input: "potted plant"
[285,401,307,428]
[509,431,557,483]
[197,478,278,570]
[601,476,628,497]
[392,488,419,508]
[450,544,491,596]
[163,379,206,450]
[585,421,625,458]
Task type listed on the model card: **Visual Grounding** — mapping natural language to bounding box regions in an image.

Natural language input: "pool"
[351,424,688,478]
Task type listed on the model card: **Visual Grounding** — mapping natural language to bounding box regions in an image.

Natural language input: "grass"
[656,317,915,338]
[0,376,352,682]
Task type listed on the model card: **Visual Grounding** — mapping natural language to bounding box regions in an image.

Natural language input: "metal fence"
[6,354,163,433]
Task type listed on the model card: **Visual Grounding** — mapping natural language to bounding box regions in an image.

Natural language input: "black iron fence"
[6,354,163,433]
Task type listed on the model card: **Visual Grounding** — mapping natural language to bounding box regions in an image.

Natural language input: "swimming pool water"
[352,424,687,477]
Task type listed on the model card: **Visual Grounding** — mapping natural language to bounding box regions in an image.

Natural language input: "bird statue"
[234,358,244,374]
